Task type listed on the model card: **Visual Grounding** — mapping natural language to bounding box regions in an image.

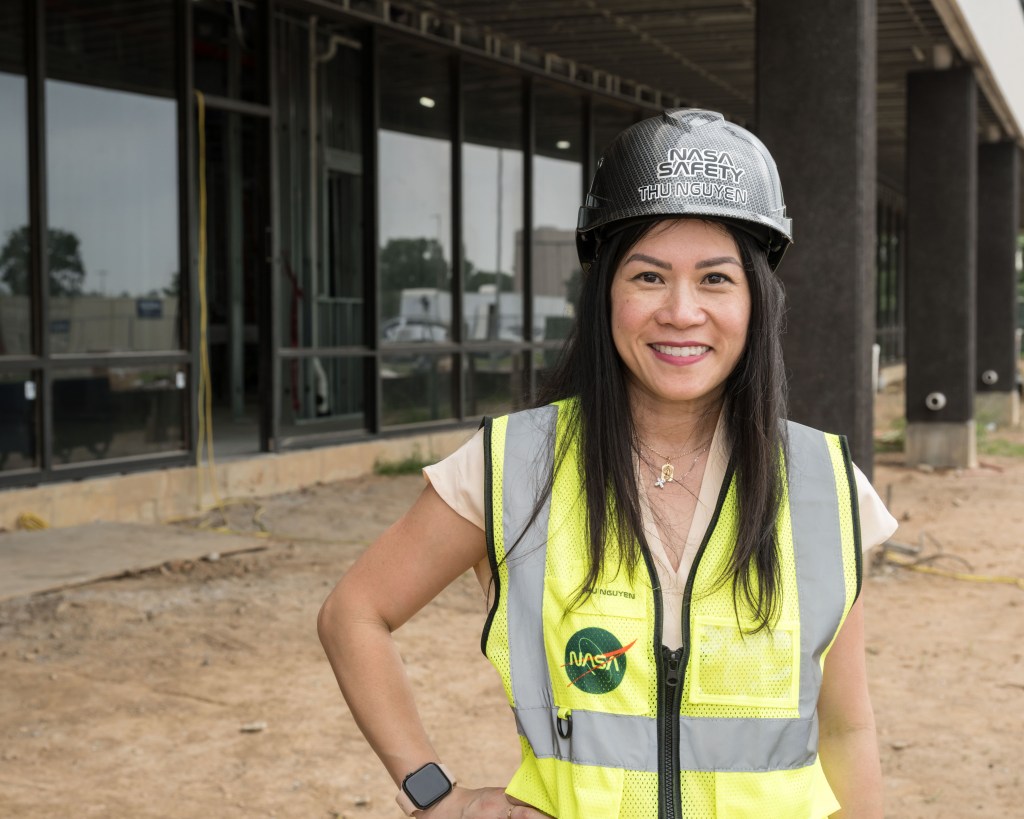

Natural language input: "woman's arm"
[317,482,547,818]
[817,595,884,818]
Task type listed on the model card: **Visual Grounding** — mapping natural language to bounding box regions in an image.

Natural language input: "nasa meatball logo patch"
[562,627,636,694]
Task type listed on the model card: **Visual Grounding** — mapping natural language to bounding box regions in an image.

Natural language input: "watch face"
[404,763,452,810]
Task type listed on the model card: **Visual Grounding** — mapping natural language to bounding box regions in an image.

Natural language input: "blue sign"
[136,298,163,319]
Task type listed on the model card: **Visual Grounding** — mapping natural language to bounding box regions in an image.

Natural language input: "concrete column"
[757,0,877,477]
[975,141,1021,428]
[905,69,977,468]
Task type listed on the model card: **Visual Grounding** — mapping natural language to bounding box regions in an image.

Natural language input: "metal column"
[757,0,878,476]
[905,68,978,468]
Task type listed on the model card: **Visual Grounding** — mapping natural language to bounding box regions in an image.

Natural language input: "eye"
[702,272,733,285]
[632,271,663,284]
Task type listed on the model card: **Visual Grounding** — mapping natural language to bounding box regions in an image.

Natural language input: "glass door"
[201,107,270,456]
[274,10,370,440]
[194,0,271,456]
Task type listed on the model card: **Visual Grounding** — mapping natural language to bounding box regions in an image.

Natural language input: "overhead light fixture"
[556,140,571,150]
[419,96,436,108]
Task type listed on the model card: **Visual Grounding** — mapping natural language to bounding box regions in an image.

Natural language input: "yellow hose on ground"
[883,550,1024,590]
[15,512,49,530]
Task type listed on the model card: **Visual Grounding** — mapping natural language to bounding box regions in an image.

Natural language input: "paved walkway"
[0,522,266,601]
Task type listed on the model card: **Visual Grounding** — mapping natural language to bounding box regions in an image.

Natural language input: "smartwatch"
[396,762,456,815]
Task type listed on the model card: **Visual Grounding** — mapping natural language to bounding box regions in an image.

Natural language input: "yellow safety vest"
[482,401,861,818]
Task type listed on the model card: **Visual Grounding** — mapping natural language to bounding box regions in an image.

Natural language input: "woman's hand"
[422,786,552,818]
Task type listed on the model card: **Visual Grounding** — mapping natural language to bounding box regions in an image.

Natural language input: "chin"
[662,384,726,406]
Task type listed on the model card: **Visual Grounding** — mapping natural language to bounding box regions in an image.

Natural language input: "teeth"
[652,344,710,357]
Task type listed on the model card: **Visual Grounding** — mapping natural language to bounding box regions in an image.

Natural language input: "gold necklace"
[640,440,710,489]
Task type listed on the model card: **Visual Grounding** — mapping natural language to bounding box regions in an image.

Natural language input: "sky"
[0,73,179,298]
[379,129,583,276]
[1,72,583,299]
[0,72,29,278]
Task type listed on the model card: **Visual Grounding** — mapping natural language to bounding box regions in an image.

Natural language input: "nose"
[654,282,706,327]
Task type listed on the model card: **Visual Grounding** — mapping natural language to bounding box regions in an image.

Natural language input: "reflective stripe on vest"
[494,406,854,773]
[502,405,556,715]
[787,421,850,718]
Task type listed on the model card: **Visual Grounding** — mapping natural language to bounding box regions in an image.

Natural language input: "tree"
[379,237,448,316]
[465,269,514,293]
[163,271,180,298]
[0,225,87,297]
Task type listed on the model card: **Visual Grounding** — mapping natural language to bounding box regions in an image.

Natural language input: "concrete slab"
[905,420,978,470]
[0,522,266,601]
[976,390,1021,428]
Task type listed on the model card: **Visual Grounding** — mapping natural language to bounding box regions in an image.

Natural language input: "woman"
[319,109,895,818]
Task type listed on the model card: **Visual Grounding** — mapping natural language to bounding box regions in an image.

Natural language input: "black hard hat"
[577,109,793,271]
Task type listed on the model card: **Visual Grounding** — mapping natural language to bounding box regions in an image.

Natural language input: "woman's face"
[610,219,751,412]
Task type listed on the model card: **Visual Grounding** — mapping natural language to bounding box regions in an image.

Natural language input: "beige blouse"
[424,416,897,649]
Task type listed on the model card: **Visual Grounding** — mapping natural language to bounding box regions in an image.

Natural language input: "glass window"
[381,353,454,427]
[322,31,363,156]
[275,13,365,349]
[0,372,38,472]
[0,2,24,74]
[201,107,268,419]
[464,351,527,418]
[194,0,265,104]
[462,63,524,350]
[280,355,368,434]
[52,365,186,465]
[876,195,906,364]
[45,1,180,354]
[321,165,364,347]
[533,347,564,401]
[0,0,30,355]
[593,100,640,167]
[46,0,175,90]
[533,84,583,343]
[379,39,452,342]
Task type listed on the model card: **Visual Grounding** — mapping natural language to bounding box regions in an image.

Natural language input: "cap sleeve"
[422,427,486,531]
[851,462,898,551]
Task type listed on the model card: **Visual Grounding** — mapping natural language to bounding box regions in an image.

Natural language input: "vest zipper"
[653,461,733,818]
[644,461,735,818]
[659,645,684,819]
[639,546,676,819]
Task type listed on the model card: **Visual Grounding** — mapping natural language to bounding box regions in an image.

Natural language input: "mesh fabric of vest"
[483,403,858,818]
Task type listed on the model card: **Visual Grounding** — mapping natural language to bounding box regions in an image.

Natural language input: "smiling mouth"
[651,344,710,357]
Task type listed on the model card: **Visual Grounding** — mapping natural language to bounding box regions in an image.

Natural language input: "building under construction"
[0,0,1022,504]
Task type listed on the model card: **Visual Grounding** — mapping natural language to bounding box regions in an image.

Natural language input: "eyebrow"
[695,255,743,269]
[623,253,743,270]
[624,252,671,270]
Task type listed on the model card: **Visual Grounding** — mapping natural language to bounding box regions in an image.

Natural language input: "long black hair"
[534,217,789,631]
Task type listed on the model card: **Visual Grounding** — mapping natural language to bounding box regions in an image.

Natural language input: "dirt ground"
[2,387,1023,818]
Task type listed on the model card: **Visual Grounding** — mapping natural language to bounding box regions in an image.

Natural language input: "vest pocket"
[713,762,841,818]
[507,754,625,819]
[543,573,653,713]
[688,615,801,709]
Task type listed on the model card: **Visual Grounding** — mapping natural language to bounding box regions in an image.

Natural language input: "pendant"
[655,463,674,489]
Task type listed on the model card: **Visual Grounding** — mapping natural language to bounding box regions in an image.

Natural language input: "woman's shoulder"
[482,399,578,437]
[850,462,898,550]
[487,397,578,420]
[422,427,486,530]
[780,419,898,550]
